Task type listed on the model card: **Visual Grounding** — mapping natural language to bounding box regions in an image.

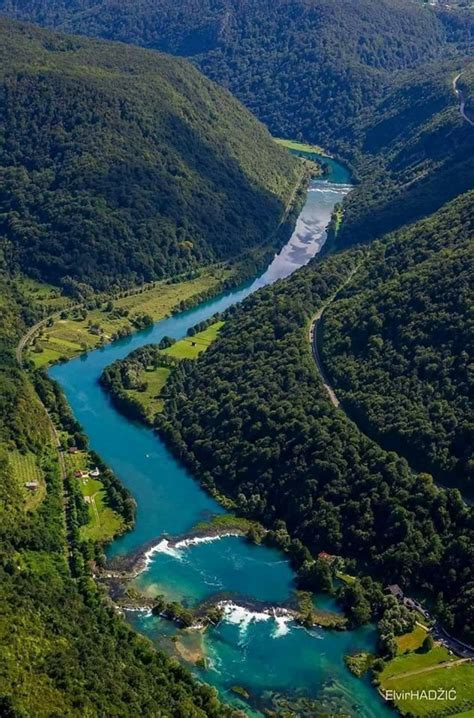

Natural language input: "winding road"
[453,72,474,127]
[16,313,54,367]
[309,263,362,408]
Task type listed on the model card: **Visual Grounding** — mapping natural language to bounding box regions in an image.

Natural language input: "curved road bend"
[453,72,474,128]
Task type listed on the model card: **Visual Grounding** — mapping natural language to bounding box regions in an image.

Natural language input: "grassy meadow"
[29,269,227,368]
[80,476,124,543]
[127,366,171,416]
[380,637,474,717]
[64,446,124,543]
[126,321,225,420]
[9,450,45,511]
[395,624,428,654]
[275,138,330,156]
[163,321,225,360]
[16,277,72,313]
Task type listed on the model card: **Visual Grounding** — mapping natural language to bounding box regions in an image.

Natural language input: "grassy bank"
[378,633,474,716]
[100,320,225,423]
[63,446,125,543]
[275,138,331,156]
[29,270,227,368]
[163,321,225,360]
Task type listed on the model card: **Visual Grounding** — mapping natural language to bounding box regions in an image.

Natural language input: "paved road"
[453,72,474,127]
[309,309,340,408]
[308,263,362,408]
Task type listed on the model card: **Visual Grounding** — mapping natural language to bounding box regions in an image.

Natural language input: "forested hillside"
[2,2,471,255]
[157,247,474,643]
[335,61,474,247]
[0,18,298,291]
[0,0,469,146]
[0,276,235,716]
[321,191,473,491]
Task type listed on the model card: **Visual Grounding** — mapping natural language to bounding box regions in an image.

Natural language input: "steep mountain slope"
[0,18,299,290]
[335,61,474,247]
[321,191,474,491]
[0,0,468,146]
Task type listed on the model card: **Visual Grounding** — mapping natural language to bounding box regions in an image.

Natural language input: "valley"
[48,159,397,718]
[0,6,472,718]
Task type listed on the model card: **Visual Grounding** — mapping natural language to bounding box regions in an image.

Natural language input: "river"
[50,156,394,717]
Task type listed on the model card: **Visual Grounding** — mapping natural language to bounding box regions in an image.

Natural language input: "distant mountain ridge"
[0,0,471,146]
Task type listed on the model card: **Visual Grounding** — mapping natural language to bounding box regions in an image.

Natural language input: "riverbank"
[49,161,399,718]
[19,159,310,371]
[275,137,332,157]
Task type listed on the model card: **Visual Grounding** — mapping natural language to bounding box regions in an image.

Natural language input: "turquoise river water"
[50,157,394,717]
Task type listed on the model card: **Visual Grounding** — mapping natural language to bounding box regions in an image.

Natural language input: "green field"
[123,321,225,419]
[128,366,171,416]
[80,476,124,543]
[336,571,357,585]
[163,321,224,360]
[9,450,45,510]
[29,270,227,368]
[275,137,330,156]
[396,624,428,654]
[63,447,124,542]
[380,644,474,716]
[15,276,71,312]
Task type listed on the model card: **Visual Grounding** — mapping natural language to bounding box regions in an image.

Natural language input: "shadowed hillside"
[0,17,299,291]
[1,0,470,145]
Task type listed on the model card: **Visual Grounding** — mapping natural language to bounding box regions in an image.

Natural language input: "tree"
[422,634,434,652]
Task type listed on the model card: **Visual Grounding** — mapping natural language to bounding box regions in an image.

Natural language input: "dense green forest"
[0,18,298,291]
[0,0,471,147]
[0,5,473,712]
[321,191,473,491]
[1,4,472,253]
[335,61,474,247]
[155,246,473,644]
[0,276,236,716]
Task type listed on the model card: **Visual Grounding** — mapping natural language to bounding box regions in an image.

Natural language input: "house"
[318,551,335,563]
[74,470,83,478]
[68,446,79,454]
[385,584,404,601]
[25,481,39,490]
